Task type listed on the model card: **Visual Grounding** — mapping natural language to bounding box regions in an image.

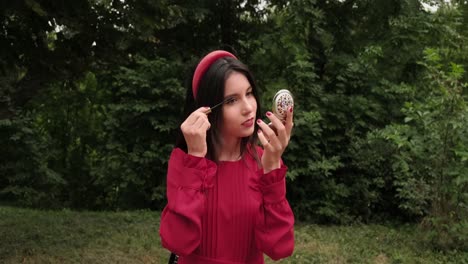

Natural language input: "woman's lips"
[242,118,254,127]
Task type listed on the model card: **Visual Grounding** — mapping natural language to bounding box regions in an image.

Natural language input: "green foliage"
[91,56,185,209]
[1,56,185,210]
[250,0,437,223]
[0,117,65,207]
[1,72,106,208]
[371,48,468,250]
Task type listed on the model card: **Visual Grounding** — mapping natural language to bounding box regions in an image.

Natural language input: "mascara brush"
[204,96,235,114]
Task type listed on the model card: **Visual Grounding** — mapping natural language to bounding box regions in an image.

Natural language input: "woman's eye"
[225,97,237,104]
[246,91,253,96]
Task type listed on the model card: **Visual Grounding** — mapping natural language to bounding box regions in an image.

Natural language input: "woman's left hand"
[257,107,294,173]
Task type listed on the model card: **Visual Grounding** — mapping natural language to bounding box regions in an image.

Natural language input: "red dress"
[159,147,294,264]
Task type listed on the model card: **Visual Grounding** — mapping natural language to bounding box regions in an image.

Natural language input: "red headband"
[192,50,237,99]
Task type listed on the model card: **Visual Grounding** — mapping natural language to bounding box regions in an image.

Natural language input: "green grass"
[0,206,466,264]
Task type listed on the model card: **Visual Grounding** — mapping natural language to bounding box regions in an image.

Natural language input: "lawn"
[0,206,465,263]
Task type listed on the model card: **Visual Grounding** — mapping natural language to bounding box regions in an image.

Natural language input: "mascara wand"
[204,96,234,114]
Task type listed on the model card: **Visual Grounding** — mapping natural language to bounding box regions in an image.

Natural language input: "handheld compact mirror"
[272,89,294,122]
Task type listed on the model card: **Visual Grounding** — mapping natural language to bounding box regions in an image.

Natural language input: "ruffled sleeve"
[159,148,217,256]
[254,147,295,260]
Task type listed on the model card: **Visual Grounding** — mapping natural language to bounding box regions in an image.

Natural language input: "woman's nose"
[242,97,255,114]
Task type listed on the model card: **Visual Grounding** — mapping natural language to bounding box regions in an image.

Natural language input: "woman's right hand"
[180,107,211,157]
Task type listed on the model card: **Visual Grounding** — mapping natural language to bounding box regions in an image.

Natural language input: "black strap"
[168,253,179,264]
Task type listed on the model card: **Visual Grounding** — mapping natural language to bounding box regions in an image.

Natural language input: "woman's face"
[220,71,257,141]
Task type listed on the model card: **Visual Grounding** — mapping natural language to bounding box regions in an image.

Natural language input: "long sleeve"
[255,154,295,260]
[159,148,217,256]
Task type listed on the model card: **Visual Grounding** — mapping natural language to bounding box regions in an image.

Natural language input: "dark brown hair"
[176,56,261,163]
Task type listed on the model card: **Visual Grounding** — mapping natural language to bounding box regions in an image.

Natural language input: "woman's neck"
[218,137,242,161]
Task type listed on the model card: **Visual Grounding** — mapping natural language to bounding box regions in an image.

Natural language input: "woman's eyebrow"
[223,93,238,99]
[224,86,252,99]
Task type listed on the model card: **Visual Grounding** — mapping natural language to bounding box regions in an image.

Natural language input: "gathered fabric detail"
[160,147,294,263]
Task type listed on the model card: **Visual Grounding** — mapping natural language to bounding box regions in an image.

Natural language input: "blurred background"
[1,0,467,261]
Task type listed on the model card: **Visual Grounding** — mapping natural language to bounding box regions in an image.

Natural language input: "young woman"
[159,50,295,264]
